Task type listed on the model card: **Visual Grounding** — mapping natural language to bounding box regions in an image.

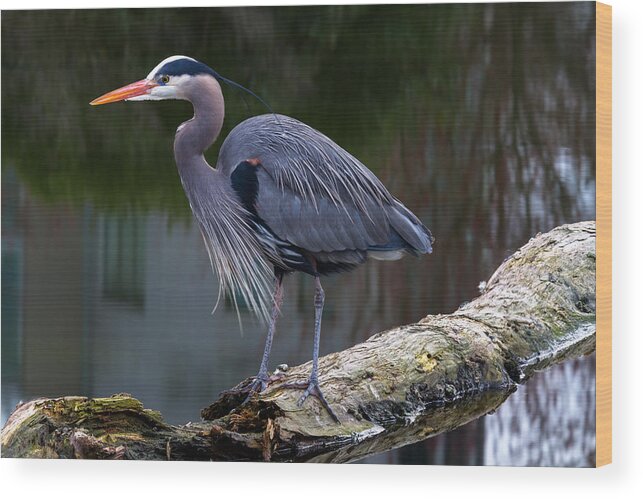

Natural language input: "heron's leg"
[246,273,283,395]
[282,275,339,422]
[310,275,324,386]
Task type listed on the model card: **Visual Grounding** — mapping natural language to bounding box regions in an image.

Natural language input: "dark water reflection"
[2,3,596,465]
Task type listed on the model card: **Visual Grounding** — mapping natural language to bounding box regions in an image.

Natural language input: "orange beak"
[90,79,158,106]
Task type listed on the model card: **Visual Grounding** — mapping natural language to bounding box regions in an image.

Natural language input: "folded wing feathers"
[221,114,433,259]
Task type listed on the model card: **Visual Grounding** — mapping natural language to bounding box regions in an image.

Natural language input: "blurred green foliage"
[2,3,595,228]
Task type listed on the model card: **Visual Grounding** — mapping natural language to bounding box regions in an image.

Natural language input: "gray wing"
[220,114,433,258]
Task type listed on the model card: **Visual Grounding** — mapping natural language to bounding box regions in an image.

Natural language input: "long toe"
[241,373,270,403]
[248,377,268,393]
[287,379,340,423]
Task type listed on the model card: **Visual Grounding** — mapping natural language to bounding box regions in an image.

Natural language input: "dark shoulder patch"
[230,160,260,215]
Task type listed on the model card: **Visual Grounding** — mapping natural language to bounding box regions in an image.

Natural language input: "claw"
[242,370,287,404]
[241,373,269,403]
[281,378,340,423]
[249,376,269,393]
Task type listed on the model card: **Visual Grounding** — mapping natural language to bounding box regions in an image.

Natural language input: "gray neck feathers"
[174,75,225,163]
[172,75,274,324]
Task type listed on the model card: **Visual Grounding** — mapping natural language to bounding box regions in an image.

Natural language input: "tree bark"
[1,221,596,462]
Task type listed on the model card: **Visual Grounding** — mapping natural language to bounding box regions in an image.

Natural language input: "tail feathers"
[366,203,433,260]
[385,202,433,254]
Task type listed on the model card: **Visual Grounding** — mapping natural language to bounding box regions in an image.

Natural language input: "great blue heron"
[91,55,433,422]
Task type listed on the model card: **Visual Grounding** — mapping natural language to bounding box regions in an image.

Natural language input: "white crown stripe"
[146,55,196,80]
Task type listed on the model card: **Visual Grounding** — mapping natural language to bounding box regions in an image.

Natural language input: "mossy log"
[1,221,596,462]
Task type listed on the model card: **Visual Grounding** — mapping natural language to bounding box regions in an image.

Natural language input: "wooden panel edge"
[596,0,612,468]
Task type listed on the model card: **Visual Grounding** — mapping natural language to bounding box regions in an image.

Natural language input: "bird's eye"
[160,75,170,84]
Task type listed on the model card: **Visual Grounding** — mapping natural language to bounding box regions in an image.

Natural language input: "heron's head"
[90,55,217,105]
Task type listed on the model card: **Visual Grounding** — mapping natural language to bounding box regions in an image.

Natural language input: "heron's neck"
[174,76,225,172]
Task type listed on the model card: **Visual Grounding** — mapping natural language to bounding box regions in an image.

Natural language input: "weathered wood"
[1,221,596,462]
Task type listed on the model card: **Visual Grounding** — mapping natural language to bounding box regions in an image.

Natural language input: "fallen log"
[1,221,596,462]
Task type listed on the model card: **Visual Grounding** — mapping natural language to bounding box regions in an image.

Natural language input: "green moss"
[40,394,168,431]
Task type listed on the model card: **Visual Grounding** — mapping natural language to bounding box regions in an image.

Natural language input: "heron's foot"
[247,373,269,394]
[281,378,340,423]
[217,373,267,399]
[242,370,287,404]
